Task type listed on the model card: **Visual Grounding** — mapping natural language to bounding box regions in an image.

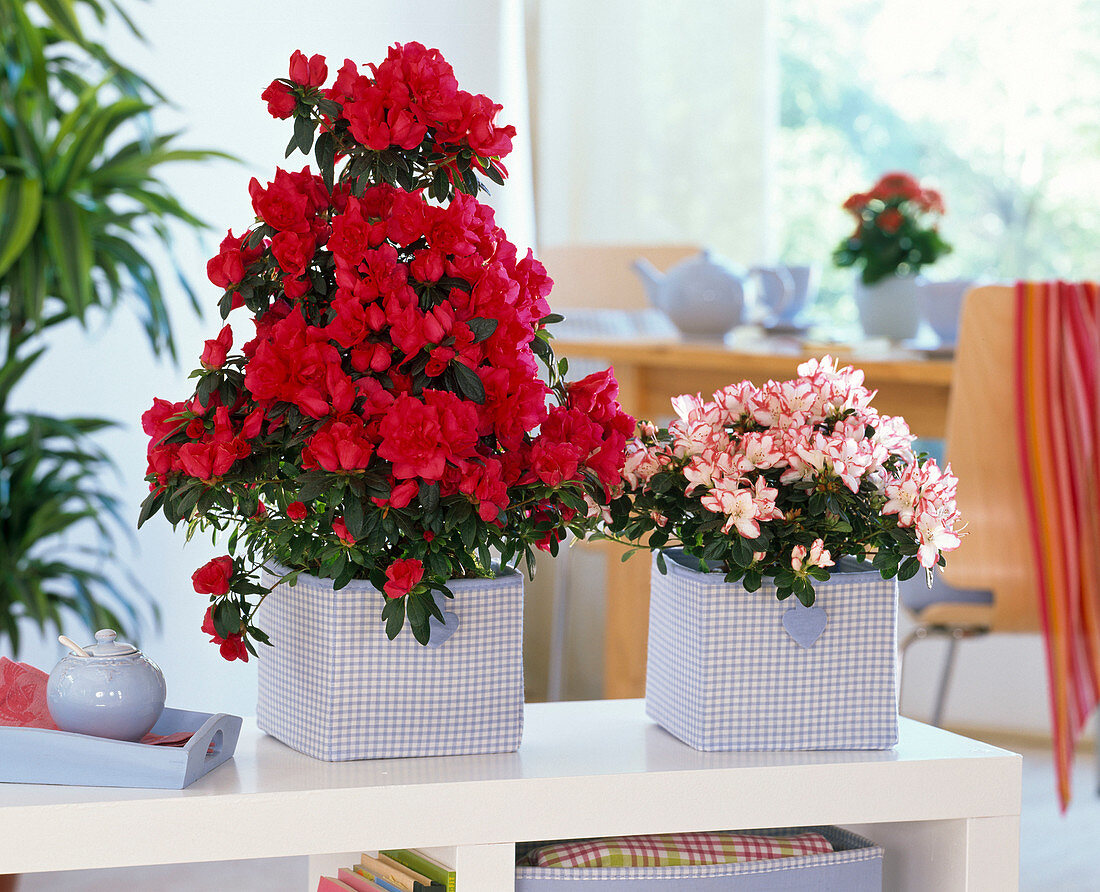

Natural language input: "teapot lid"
[82,629,138,657]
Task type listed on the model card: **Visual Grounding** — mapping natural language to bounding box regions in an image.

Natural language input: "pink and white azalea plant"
[604,356,961,603]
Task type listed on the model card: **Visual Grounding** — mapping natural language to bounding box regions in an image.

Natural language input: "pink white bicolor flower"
[791,538,835,572]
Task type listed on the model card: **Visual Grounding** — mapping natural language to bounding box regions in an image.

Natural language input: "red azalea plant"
[140,45,633,658]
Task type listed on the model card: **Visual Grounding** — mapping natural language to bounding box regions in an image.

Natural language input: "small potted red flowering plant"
[140,45,633,760]
[601,356,961,752]
[833,171,952,340]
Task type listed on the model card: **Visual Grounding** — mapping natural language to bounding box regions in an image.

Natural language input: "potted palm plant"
[0,0,219,653]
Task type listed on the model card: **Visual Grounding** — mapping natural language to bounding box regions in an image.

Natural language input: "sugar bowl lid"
[82,629,138,657]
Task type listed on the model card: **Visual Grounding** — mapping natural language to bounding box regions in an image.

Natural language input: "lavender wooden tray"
[0,707,241,789]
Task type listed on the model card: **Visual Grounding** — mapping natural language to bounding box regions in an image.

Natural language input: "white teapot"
[633,250,790,339]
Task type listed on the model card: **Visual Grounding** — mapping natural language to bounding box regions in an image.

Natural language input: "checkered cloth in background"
[646,552,898,751]
[256,565,524,761]
[522,831,834,869]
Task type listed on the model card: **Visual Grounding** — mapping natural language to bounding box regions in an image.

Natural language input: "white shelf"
[0,699,1021,890]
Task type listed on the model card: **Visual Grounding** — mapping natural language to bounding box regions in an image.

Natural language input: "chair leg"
[931,631,962,728]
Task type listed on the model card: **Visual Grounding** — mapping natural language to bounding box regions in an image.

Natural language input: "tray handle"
[182,712,242,787]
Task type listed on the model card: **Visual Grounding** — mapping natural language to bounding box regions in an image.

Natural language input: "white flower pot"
[256,566,524,761]
[645,552,898,751]
[854,275,921,341]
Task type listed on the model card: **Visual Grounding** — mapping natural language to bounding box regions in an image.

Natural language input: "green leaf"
[212,600,239,639]
[343,493,366,539]
[466,317,498,343]
[314,130,335,192]
[291,113,316,158]
[381,596,406,640]
[897,557,922,581]
[32,1,80,41]
[451,361,485,404]
[296,470,333,502]
[407,591,431,645]
[419,480,440,512]
[136,488,164,529]
[0,175,43,277]
[41,197,93,320]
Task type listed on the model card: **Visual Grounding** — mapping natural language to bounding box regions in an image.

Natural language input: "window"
[777,0,1100,323]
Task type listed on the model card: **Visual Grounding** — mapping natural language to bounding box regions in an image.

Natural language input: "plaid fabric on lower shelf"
[521,831,834,869]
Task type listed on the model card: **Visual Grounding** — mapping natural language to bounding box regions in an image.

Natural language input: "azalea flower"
[791,539,835,572]
[602,357,962,606]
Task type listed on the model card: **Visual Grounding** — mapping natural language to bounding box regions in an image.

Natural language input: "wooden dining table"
[554,334,956,699]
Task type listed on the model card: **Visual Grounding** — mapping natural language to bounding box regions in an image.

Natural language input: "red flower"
[142,397,186,444]
[286,501,308,521]
[302,418,375,472]
[918,188,945,215]
[383,558,424,599]
[261,80,296,119]
[176,434,249,481]
[332,517,356,545]
[288,50,328,88]
[270,231,316,278]
[871,172,921,202]
[206,229,263,289]
[202,607,248,663]
[192,556,235,596]
[248,167,326,235]
[200,324,233,370]
[877,207,904,234]
[376,393,450,480]
[529,439,582,487]
[567,369,626,424]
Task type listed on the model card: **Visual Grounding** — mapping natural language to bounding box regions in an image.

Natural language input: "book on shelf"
[358,853,444,892]
[352,866,402,892]
[338,867,388,892]
[381,849,456,892]
[317,877,358,892]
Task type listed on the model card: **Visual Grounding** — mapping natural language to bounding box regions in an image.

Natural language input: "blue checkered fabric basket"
[645,552,898,751]
[256,565,524,761]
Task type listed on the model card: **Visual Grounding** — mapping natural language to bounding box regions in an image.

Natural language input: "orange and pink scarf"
[1015,281,1100,810]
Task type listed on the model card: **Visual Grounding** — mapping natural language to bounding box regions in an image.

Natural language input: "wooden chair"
[538,243,699,310]
[899,285,1022,722]
[899,285,1098,784]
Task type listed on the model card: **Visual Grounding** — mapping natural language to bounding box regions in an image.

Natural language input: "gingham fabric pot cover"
[645,551,898,751]
[256,565,524,761]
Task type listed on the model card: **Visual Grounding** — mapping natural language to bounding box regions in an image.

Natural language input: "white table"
[0,699,1020,891]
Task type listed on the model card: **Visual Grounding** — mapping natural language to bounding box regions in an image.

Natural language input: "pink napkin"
[0,658,58,730]
[0,656,191,746]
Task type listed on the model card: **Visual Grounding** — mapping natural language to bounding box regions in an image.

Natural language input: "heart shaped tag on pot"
[426,591,460,648]
[782,604,828,648]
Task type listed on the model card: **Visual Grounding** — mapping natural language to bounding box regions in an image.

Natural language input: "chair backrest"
[539,243,700,311]
[941,284,1041,631]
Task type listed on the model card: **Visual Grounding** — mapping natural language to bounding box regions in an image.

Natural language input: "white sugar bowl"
[47,629,167,741]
